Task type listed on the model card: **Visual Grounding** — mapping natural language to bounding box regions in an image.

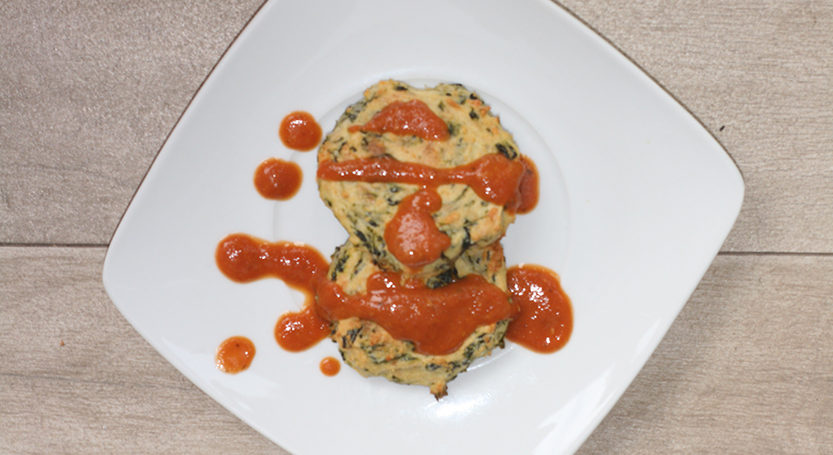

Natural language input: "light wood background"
[1,0,831,453]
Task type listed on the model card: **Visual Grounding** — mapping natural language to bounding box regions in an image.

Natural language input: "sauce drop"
[316,272,515,355]
[275,305,330,352]
[384,188,451,268]
[317,153,529,209]
[319,356,341,376]
[254,158,302,200]
[348,100,449,141]
[215,234,330,351]
[216,336,255,373]
[505,265,572,353]
[279,111,322,151]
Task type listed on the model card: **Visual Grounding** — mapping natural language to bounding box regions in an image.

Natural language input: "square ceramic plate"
[103,0,744,453]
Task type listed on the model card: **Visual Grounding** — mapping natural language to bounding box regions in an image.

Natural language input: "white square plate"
[103,0,744,453]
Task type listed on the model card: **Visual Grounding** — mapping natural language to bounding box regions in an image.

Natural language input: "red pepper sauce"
[507,154,539,214]
[216,336,255,373]
[316,272,516,355]
[505,265,572,353]
[348,99,449,141]
[215,234,330,351]
[279,111,322,151]
[275,305,330,352]
[319,356,341,376]
[384,188,451,268]
[215,237,572,357]
[318,153,529,210]
[254,158,302,200]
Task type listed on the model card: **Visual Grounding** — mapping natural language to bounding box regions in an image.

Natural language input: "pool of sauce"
[215,336,255,374]
[279,111,322,151]
[384,188,451,268]
[505,265,572,352]
[254,158,302,200]
[319,357,341,376]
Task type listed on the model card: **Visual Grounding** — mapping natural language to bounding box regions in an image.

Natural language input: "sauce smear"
[279,111,322,151]
[319,356,341,376]
[316,272,515,355]
[385,188,451,268]
[216,336,255,373]
[254,158,302,200]
[507,154,539,214]
[215,234,330,351]
[348,99,449,141]
[318,153,528,209]
[505,265,572,352]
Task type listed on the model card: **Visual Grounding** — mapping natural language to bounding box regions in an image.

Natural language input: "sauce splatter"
[254,158,302,200]
[348,99,449,141]
[319,356,341,376]
[384,188,451,268]
[215,234,330,351]
[316,271,515,355]
[279,111,322,151]
[317,153,530,210]
[505,265,572,353]
[216,336,256,373]
[215,97,569,383]
[215,237,572,359]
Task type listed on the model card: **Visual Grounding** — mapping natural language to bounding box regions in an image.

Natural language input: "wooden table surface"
[2,1,831,453]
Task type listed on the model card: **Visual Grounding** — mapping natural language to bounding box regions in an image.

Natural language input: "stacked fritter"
[317,80,523,397]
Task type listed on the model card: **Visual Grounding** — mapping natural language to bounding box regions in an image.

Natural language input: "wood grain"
[1,248,830,453]
[558,0,833,253]
[1,0,832,252]
[0,247,286,454]
[0,0,265,245]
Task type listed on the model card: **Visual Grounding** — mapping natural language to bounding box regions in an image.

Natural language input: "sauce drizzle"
[216,336,255,373]
[505,265,572,353]
[348,99,449,141]
[316,271,515,355]
[215,234,330,351]
[279,111,322,151]
[215,97,568,381]
[318,153,529,210]
[254,158,302,200]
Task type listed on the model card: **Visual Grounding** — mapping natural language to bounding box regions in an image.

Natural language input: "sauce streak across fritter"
[316,271,515,355]
[317,153,530,209]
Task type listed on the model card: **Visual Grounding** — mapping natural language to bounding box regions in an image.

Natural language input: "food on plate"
[323,240,510,397]
[317,80,527,280]
[215,80,571,398]
[313,80,543,396]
